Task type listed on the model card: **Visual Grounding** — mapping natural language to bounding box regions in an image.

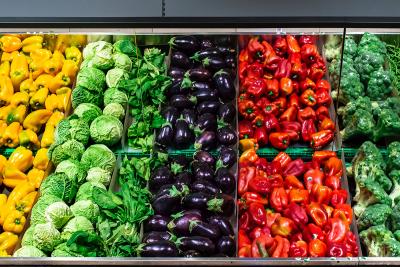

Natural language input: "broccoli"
[372,97,400,117]
[340,109,375,141]
[389,170,400,205]
[359,224,394,256]
[357,32,387,57]
[390,200,400,231]
[366,67,393,101]
[388,142,400,172]
[332,69,365,104]
[354,50,385,84]
[382,237,400,256]
[372,109,400,142]
[351,141,386,172]
[357,203,392,230]
[354,160,393,193]
[338,96,372,126]
[343,36,358,59]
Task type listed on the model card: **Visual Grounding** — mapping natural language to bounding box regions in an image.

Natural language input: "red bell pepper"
[279,106,297,122]
[239,120,254,139]
[238,229,252,249]
[251,235,274,258]
[248,175,272,194]
[269,236,290,257]
[255,126,268,146]
[273,36,287,57]
[299,78,316,92]
[304,168,324,191]
[301,119,317,142]
[256,97,269,109]
[297,107,316,123]
[309,239,327,257]
[239,211,253,231]
[284,202,308,226]
[247,62,264,78]
[326,217,348,243]
[246,77,267,98]
[311,184,332,205]
[309,60,327,82]
[282,158,305,177]
[265,79,280,99]
[239,61,249,81]
[299,35,316,46]
[267,174,284,188]
[264,54,282,72]
[248,37,265,59]
[280,121,301,142]
[316,79,330,91]
[261,40,276,58]
[300,89,317,107]
[263,103,280,117]
[269,132,290,150]
[315,106,330,121]
[315,89,332,106]
[272,97,288,113]
[238,166,256,196]
[274,59,291,79]
[238,100,257,120]
[303,223,326,243]
[303,160,320,172]
[254,157,268,171]
[264,114,280,133]
[307,202,329,227]
[344,231,359,257]
[324,204,334,218]
[325,175,342,191]
[327,242,347,257]
[250,227,272,240]
[273,152,292,169]
[289,188,310,204]
[249,202,267,226]
[238,93,249,103]
[312,150,336,164]
[286,35,300,54]
[289,240,308,257]
[265,161,282,176]
[300,44,320,65]
[310,130,334,150]
[330,189,348,208]
[284,175,304,189]
[239,192,268,210]
[289,53,307,81]
[332,204,353,225]
[271,217,296,237]
[239,48,251,62]
[290,233,303,243]
[252,114,265,128]
[318,117,335,131]
[266,209,281,229]
[238,245,252,257]
[279,77,293,95]
[270,187,289,212]
[324,156,343,177]
[288,94,300,109]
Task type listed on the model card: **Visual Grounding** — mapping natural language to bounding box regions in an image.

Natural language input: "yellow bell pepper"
[33,148,49,170]
[19,129,40,150]
[0,203,14,225]
[0,105,13,121]
[43,51,64,75]
[0,232,18,255]
[22,35,43,53]
[10,92,29,107]
[6,180,35,207]
[6,105,27,125]
[0,194,6,207]
[56,87,72,112]
[0,61,10,76]
[68,35,87,49]
[41,124,55,148]
[22,109,52,133]
[61,59,79,79]
[1,51,18,62]
[46,110,64,128]
[8,146,34,172]
[27,168,44,188]
[29,87,48,110]
[2,163,28,188]
[15,191,37,214]
[52,50,65,62]
[54,35,69,53]
[3,210,26,234]
[0,121,7,146]
[30,48,52,63]
[0,76,14,107]
[45,93,64,112]
[0,36,22,53]
[1,122,21,148]
[65,46,82,65]
[28,61,44,80]
[10,53,29,90]
[48,72,71,93]
[19,77,36,97]
[33,73,53,90]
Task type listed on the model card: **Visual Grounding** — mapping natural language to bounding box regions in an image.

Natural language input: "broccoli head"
[357,203,392,230]
[338,96,372,126]
[354,50,385,84]
[351,141,386,174]
[389,170,400,206]
[340,109,375,141]
[357,32,387,57]
[372,109,400,142]
[333,70,365,104]
[372,97,400,118]
[388,142,400,172]
[359,224,394,256]
[390,199,400,231]
[354,160,392,193]
[343,36,358,59]
[366,67,393,101]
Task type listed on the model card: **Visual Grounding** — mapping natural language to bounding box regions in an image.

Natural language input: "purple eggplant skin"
[195,131,217,151]
[217,126,237,146]
[142,231,174,244]
[207,194,235,217]
[167,80,191,98]
[213,70,236,102]
[181,109,197,126]
[167,210,202,236]
[152,192,181,216]
[218,103,236,123]
[191,48,221,61]
[202,56,226,72]
[182,192,212,211]
[218,146,237,168]
[225,54,236,69]
[215,167,236,194]
[174,119,194,149]
[208,216,234,236]
[177,236,215,255]
[192,161,214,181]
[175,171,193,186]
[170,94,196,109]
[170,155,190,170]
[216,46,236,56]
[197,101,220,115]
[201,39,214,50]
[197,113,217,132]
[193,88,218,103]
[168,67,185,79]
[169,36,199,55]
[155,125,174,147]
[194,150,216,166]
[190,221,221,241]
[140,241,179,257]
[217,236,236,256]
[162,106,180,125]
[149,166,173,192]
[191,180,220,195]
[182,250,203,257]
[188,68,211,82]
[192,81,211,91]
[144,215,170,232]
[171,51,191,69]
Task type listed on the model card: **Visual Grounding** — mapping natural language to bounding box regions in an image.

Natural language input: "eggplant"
[182,250,202,257]
[201,39,214,50]
[175,171,193,186]
[208,216,234,236]
[207,194,235,217]
[197,113,217,131]
[149,166,173,192]
[168,67,185,79]
[194,150,216,166]
[215,167,235,194]
[189,220,221,241]
[193,88,218,102]
[144,215,170,232]
[182,192,211,211]
[142,231,174,244]
[156,124,174,147]
[188,68,211,82]
[169,36,199,55]
[191,48,221,61]
[167,210,202,236]
[197,101,220,115]
[192,161,214,181]
[181,109,196,126]
[216,46,236,56]
[213,70,236,102]
[140,241,179,257]
[217,236,235,256]
[191,180,220,195]
[170,155,190,170]
[170,94,196,109]
[225,54,236,69]
[202,56,226,72]
[195,131,217,151]
[167,79,191,97]
[192,81,211,91]
[217,126,237,146]
[152,184,189,215]
[218,103,236,123]
[174,119,194,149]
[162,106,180,125]
[218,146,237,168]
[177,236,215,255]
[171,51,191,69]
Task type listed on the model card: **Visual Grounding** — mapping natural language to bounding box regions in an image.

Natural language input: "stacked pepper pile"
[237,149,358,257]
[0,34,83,149]
[0,146,50,256]
[238,35,335,150]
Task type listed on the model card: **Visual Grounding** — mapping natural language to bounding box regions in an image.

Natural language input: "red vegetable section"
[237,149,359,258]
[238,35,335,150]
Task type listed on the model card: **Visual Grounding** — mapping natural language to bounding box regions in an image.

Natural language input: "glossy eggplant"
[191,48,221,61]
[193,88,218,102]
[206,193,235,217]
[169,36,199,55]
[217,236,236,256]
[215,167,235,194]
[208,216,234,236]
[162,106,180,125]
[200,39,214,50]
[197,113,217,131]
[197,101,220,115]
[217,126,237,146]
[167,210,202,236]
[156,124,174,147]
[168,67,185,79]
[218,146,237,168]
[174,119,194,149]
[144,215,170,232]
[194,131,217,151]
[218,103,236,123]
[216,46,235,56]
[152,184,189,215]
[149,166,173,192]
[170,155,190,170]
[188,68,211,82]
[181,109,196,126]
[194,150,215,166]
[140,241,179,257]
[202,56,226,72]
[192,161,214,181]
[191,180,220,195]
[171,51,191,69]
[213,70,236,102]
[182,192,211,211]
[175,171,193,186]
[142,231,174,244]
[192,81,211,91]
[189,220,221,241]
[225,54,236,69]
[170,94,196,109]
[177,236,215,255]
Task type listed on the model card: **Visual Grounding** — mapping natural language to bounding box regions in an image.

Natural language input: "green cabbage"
[113,39,141,58]
[106,68,129,88]
[32,223,62,252]
[113,52,132,71]
[61,216,94,241]
[73,103,103,124]
[48,139,85,166]
[103,103,125,121]
[45,201,73,229]
[71,85,103,109]
[30,194,62,226]
[90,115,123,146]
[13,246,46,257]
[54,117,90,146]
[21,226,35,247]
[76,67,106,92]
[86,167,112,186]
[70,200,100,224]
[55,159,87,185]
[81,144,116,173]
[75,181,106,202]
[40,173,77,204]
[103,87,128,106]
[82,41,114,70]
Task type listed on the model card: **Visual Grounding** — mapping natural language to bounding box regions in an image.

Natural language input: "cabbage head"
[45,201,73,229]
[70,200,100,224]
[90,115,123,146]
[113,39,141,58]
[73,103,102,124]
[71,85,103,109]
[113,52,132,72]
[31,194,62,226]
[55,159,87,185]
[104,87,128,106]
[48,139,85,166]
[75,181,106,202]
[61,216,94,241]
[82,41,114,70]
[76,67,106,92]
[106,68,129,88]
[32,223,62,252]
[51,243,82,257]
[21,226,35,247]
[81,144,116,173]
[103,103,125,121]
[13,246,46,257]
[86,167,112,186]
[40,173,77,204]
[54,117,90,146]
